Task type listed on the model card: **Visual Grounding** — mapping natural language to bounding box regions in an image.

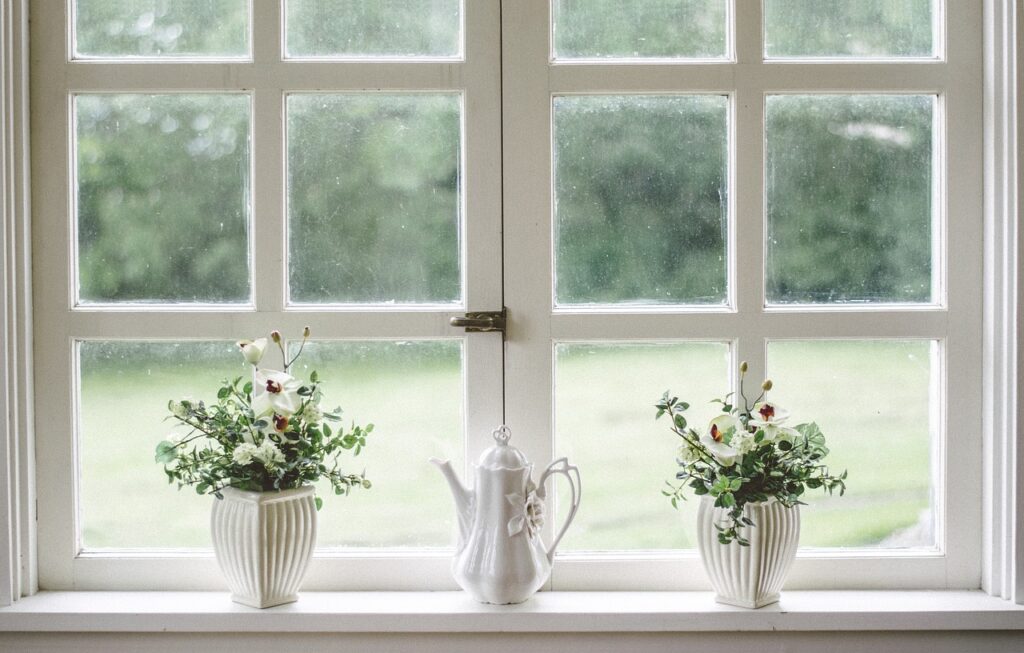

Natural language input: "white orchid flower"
[252,369,303,417]
[748,402,800,444]
[700,433,740,467]
[749,402,791,428]
[708,414,740,443]
[236,337,268,366]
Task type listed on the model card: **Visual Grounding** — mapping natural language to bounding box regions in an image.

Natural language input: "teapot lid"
[477,426,529,469]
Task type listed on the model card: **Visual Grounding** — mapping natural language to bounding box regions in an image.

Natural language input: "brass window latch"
[449,307,507,336]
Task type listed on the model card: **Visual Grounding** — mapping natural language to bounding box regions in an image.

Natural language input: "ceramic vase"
[696,496,800,608]
[210,485,317,608]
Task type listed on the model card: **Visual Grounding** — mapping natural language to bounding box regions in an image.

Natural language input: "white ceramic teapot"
[430,426,581,604]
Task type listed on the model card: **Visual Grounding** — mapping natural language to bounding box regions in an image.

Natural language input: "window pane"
[554,95,728,306]
[79,341,245,548]
[553,0,727,60]
[766,95,933,305]
[555,342,730,550]
[79,339,464,549]
[287,94,462,305]
[765,0,934,59]
[767,340,936,549]
[286,0,462,58]
[290,340,464,548]
[74,0,249,58]
[76,94,251,304]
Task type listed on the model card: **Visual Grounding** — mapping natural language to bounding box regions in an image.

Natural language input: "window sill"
[0,591,1022,633]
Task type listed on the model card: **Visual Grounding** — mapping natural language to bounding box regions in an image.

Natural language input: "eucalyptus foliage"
[656,364,846,545]
[156,329,372,510]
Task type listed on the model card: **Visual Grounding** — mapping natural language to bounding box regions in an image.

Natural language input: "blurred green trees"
[74,0,936,306]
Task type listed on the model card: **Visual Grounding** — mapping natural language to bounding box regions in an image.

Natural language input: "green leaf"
[314,496,323,511]
[155,441,178,464]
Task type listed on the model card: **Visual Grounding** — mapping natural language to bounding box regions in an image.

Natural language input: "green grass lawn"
[79,339,936,551]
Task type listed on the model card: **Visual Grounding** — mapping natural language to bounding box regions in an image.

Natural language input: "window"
[30,0,982,591]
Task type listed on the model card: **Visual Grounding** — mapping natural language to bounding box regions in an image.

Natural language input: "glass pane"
[76,94,251,304]
[74,0,249,58]
[553,0,727,60]
[554,95,728,306]
[288,94,461,305]
[79,341,246,548]
[765,0,934,59]
[555,342,730,550]
[79,339,464,549]
[290,340,464,548]
[766,95,934,305]
[767,340,936,549]
[286,0,462,58]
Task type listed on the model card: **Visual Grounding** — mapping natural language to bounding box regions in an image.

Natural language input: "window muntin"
[551,0,729,61]
[286,93,464,306]
[766,339,939,549]
[74,93,253,305]
[554,341,731,551]
[765,94,936,306]
[552,94,729,307]
[763,0,936,60]
[285,0,463,60]
[73,0,251,60]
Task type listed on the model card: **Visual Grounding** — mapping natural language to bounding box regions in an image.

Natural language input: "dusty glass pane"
[554,95,728,306]
[767,340,936,549]
[555,342,730,550]
[79,341,246,548]
[766,95,933,304]
[79,339,463,549]
[286,0,462,58]
[74,0,249,58]
[765,0,934,58]
[288,94,461,305]
[76,94,251,304]
[553,0,727,59]
[290,340,464,548]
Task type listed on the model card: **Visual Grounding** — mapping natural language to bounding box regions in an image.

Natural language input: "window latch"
[450,308,507,336]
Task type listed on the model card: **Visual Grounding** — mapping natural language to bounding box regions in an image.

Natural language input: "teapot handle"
[537,458,581,564]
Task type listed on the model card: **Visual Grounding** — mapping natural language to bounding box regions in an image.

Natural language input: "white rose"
[255,440,286,467]
[298,403,323,425]
[236,338,268,366]
[232,443,258,465]
[169,399,189,419]
[252,369,302,417]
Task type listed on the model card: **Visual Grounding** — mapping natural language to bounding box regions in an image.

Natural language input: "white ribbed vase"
[697,496,800,609]
[211,486,317,608]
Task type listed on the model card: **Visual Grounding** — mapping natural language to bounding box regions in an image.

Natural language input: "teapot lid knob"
[492,425,512,446]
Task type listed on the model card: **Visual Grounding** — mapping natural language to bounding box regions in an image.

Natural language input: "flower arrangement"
[655,362,846,545]
[156,328,372,509]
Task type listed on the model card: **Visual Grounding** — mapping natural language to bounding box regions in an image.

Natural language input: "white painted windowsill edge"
[0,591,1022,633]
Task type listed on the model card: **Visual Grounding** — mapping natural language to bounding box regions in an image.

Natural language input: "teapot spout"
[429,458,474,545]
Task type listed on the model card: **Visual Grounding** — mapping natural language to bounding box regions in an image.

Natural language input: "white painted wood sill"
[0,591,1022,633]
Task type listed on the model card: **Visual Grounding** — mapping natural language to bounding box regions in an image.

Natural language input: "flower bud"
[303,325,311,338]
[739,361,748,374]
[236,338,267,366]
[270,330,282,344]
[761,379,773,391]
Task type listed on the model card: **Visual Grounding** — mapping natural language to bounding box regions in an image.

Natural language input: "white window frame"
[0,0,1020,601]
[25,0,505,591]
[503,0,981,590]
